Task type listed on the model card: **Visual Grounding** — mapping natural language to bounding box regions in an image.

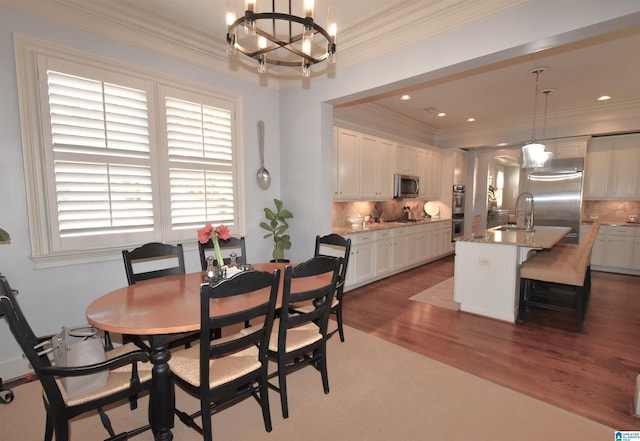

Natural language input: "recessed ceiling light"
[497,142,508,147]
[437,112,446,117]
[467,117,476,122]
[597,95,611,101]
[401,95,411,101]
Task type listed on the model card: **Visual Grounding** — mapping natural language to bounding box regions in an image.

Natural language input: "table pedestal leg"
[148,335,174,441]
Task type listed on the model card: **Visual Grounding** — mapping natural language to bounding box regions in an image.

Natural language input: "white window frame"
[14,35,245,268]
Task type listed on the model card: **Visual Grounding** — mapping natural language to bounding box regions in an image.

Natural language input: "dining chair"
[170,269,280,441]
[0,274,152,441]
[117,242,197,350]
[267,255,341,419]
[198,236,247,270]
[123,242,186,285]
[292,234,351,342]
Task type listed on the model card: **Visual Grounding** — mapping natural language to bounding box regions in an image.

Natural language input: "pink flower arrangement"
[198,224,230,267]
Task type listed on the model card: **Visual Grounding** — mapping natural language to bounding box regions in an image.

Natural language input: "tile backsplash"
[582,200,640,223]
[333,200,445,228]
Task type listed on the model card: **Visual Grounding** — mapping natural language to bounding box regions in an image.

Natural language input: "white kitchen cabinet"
[590,224,637,271]
[453,150,467,186]
[392,227,408,271]
[584,142,612,200]
[343,221,453,291]
[360,136,395,200]
[378,139,395,199]
[375,229,393,277]
[421,149,442,200]
[610,136,640,199]
[396,145,420,176]
[633,235,640,270]
[334,128,360,200]
[407,225,428,265]
[544,136,588,159]
[584,133,640,200]
[334,128,395,201]
[345,232,376,286]
[359,134,379,200]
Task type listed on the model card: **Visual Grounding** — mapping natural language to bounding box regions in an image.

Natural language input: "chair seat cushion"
[268,319,322,353]
[291,297,339,314]
[60,343,153,406]
[520,255,585,287]
[170,341,260,388]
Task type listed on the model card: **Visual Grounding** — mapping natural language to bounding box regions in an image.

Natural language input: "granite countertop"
[581,220,640,227]
[333,218,451,235]
[456,226,571,249]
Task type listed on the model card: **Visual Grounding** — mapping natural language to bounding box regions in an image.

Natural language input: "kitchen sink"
[495,225,528,231]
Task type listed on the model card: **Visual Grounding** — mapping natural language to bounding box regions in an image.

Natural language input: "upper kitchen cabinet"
[543,136,589,159]
[334,127,360,200]
[333,127,396,201]
[395,145,420,176]
[584,133,640,200]
[452,149,467,186]
[420,149,442,200]
[360,135,395,200]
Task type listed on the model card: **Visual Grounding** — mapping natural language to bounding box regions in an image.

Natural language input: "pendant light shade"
[522,67,553,168]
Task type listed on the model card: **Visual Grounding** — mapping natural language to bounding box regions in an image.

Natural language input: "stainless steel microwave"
[394,174,420,198]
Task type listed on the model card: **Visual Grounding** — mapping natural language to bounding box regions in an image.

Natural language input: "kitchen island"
[453,226,570,323]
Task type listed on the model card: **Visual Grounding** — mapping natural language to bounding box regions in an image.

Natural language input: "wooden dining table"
[86,262,328,441]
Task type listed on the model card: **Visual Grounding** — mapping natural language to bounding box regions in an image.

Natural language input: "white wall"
[2,1,640,379]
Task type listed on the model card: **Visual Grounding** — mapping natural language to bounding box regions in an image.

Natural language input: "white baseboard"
[0,356,33,382]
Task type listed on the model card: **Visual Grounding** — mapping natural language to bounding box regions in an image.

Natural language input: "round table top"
[86,263,289,335]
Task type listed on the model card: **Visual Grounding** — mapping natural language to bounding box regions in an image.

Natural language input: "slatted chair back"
[198,236,247,270]
[123,242,185,285]
[170,269,280,441]
[314,234,351,341]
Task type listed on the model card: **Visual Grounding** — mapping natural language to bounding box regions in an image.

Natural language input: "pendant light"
[522,67,552,168]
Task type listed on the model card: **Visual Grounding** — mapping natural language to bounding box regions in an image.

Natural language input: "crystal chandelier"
[226,0,337,77]
[521,67,553,168]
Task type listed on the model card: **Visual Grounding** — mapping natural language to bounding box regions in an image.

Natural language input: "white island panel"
[454,240,519,322]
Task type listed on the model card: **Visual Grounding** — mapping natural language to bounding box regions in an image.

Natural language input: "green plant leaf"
[0,227,10,243]
[279,209,294,219]
[274,198,283,212]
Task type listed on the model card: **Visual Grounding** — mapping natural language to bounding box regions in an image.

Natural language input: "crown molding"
[337,0,523,68]
[335,102,437,145]
[0,0,522,85]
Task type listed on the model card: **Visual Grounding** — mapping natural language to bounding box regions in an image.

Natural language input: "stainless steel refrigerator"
[525,157,584,243]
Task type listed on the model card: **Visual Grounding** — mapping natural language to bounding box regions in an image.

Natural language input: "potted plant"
[260,198,293,262]
[0,227,10,245]
[487,185,498,221]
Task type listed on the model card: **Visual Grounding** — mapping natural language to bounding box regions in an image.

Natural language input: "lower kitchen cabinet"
[392,227,408,271]
[375,230,394,278]
[343,220,453,291]
[583,223,640,274]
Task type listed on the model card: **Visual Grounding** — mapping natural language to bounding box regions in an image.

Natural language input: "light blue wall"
[0,6,282,377]
[2,1,639,378]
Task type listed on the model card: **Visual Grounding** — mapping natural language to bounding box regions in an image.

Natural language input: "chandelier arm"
[226,3,336,74]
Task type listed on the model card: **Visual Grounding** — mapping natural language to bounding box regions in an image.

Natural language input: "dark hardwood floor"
[341,255,640,430]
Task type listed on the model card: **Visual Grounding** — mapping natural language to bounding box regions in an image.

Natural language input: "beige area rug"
[2,326,612,441]
[410,277,461,310]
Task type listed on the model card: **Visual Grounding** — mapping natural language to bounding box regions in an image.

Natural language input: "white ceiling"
[3,0,639,141]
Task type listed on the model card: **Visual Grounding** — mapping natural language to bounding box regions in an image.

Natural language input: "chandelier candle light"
[226,0,337,77]
[198,224,231,268]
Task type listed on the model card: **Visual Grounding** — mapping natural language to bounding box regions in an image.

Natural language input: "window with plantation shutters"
[16,39,241,266]
[165,95,236,231]
[47,70,155,240]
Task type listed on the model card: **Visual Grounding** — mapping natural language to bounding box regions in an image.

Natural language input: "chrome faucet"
[516,192,534,231]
